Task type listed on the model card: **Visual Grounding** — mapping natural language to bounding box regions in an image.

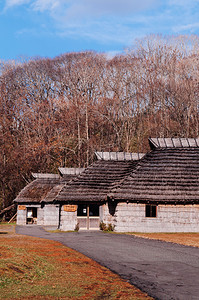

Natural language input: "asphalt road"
[16,226,199,300]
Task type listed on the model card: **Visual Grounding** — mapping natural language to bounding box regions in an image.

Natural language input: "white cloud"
[168,0,199,10]
[173,22,199,33]
[31,0,61,12]
[61,0,158,18]
[43,0,160,35]
[4,0,30,9]
[166,0,199,34]
[3,0,199,53]
[14,0,159,45]
[57,17,150,47]
[4,0,159,15]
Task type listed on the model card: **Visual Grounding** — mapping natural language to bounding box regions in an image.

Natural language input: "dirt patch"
[0,223,16,236]
[8,265,25,274]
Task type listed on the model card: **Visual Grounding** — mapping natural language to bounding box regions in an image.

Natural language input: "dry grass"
[131,232,199,248]
[0,224,152,299]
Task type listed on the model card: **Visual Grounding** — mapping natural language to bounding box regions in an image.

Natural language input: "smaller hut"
[14,168,84,226]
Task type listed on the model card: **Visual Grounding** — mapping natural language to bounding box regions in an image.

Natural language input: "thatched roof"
[108,146,199,204]
[14,176,61,204]
[55,159,139,203]
[42,183,65,203]
[14,169,85,204]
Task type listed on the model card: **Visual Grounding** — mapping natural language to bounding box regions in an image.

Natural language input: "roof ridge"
[95,151,145,161]
[149,137,199,149]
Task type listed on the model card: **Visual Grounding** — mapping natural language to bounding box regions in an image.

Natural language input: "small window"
[145,205,157,218]
[77,204,99,217]
[77,204,87,216]
[89,204,99,216]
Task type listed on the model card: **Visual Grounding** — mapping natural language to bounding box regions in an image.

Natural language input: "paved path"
[16,226,199,300]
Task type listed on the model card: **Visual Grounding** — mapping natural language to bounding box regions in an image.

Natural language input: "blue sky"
[1,0,199,60]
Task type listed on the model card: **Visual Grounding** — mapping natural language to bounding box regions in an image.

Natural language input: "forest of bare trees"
[0,35,199,210]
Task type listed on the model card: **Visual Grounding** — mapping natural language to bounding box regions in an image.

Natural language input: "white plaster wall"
[99,205,104,222]
[16,204,43,225]
[60,207,77,231]
[102,203,115,225]
[43,204,59,226]
[37,206,44,225]
[107,203,199,232]
[16,207,27,225]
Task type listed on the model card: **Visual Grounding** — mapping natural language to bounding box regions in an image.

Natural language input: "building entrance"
[77,204,99,230]
[26,207,37,224]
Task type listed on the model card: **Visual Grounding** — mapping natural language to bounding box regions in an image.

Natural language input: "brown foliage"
[0,35,199,209]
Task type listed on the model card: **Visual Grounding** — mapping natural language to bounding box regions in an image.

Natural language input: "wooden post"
[8,213,17,224]
[87,205,89,230]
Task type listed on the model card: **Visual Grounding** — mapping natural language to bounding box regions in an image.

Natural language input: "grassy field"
[0,224,152,299]
[131,232,199,248]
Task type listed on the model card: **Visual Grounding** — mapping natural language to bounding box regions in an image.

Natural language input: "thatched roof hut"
[108,138,199,204]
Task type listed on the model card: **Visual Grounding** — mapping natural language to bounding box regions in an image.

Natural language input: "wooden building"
[14,139,199,232]
[15,168,84,226]
[108,138,199,232]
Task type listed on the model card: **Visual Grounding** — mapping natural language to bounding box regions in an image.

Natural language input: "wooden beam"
[8,213,17,223]
[0,204,15,216]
